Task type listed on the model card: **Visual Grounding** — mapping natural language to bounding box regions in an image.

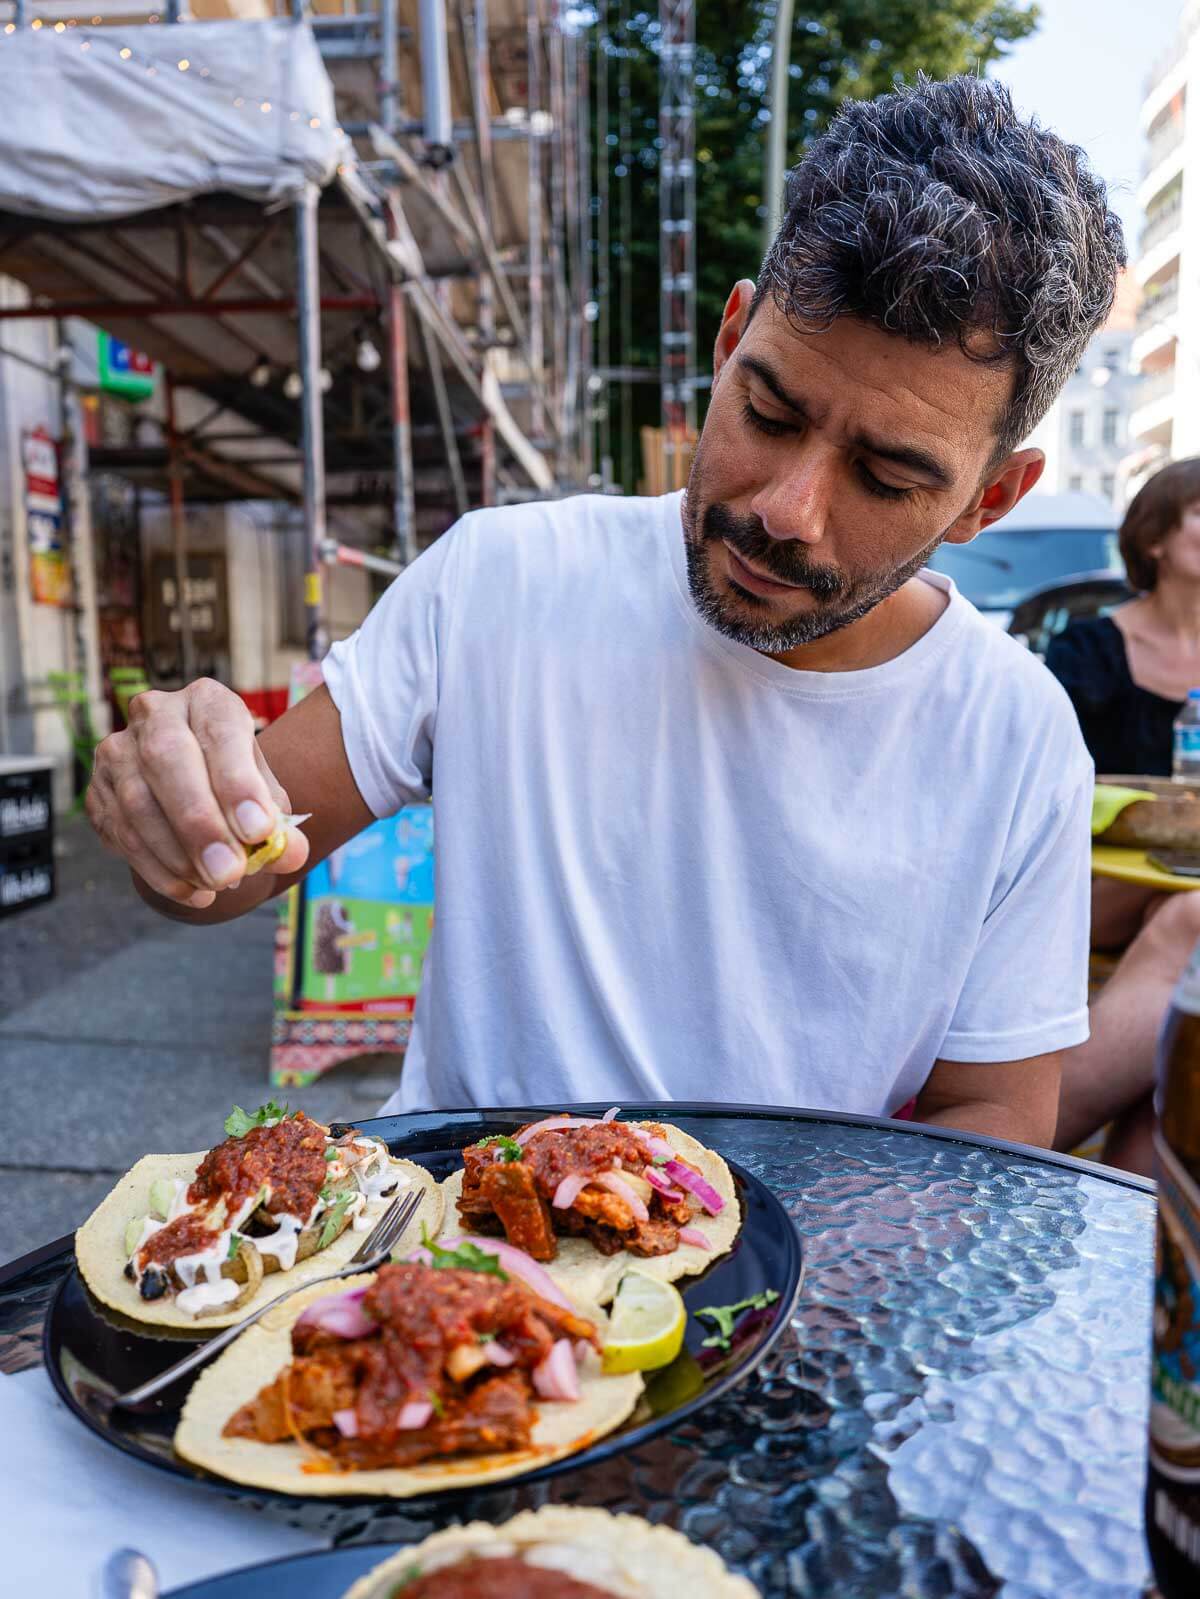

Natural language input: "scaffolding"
[0,0,599,659]
[657,0,697,492]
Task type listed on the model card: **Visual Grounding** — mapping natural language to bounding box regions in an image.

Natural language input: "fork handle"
[112,1255,382,1410]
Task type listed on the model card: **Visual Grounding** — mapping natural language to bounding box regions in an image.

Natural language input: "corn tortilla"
[341,1505,760,1597]
[440,1121,740,1306]
[174,1274,643,1497]
[75,1151,442,1332]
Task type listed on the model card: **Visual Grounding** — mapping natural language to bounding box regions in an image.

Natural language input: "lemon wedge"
[602,1270,687,1374]
[243,812,311,876]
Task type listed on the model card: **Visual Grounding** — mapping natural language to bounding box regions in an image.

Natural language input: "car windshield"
[928,528,1121,609]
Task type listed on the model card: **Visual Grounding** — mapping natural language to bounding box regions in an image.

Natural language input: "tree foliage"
[594,0,1040,449]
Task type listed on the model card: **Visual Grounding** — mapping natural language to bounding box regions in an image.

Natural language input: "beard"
[682,496,947,653]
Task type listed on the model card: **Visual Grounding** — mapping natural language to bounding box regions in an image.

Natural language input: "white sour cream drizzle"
[255,1212,305,1270]
[176,1279,241,1315]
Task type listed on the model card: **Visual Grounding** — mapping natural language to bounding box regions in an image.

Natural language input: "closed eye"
[857,465,915,501]
[741,399,795,438]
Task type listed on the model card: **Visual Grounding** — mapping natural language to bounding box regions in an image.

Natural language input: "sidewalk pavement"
[0,818,405,1267]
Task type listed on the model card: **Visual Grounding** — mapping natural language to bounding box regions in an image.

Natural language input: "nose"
[748,446,835,545]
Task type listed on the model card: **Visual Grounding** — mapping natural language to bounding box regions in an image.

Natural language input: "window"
[1102,409,1120,446]
[1101,474,1115,499]
[1068,475,1084,493]
[1069,411,1085,447]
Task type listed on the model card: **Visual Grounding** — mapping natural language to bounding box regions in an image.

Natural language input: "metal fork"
[112,1187,424,1409]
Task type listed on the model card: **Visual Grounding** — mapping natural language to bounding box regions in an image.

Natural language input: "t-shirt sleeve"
[939,771,1093,1063]
[321,522,466,818]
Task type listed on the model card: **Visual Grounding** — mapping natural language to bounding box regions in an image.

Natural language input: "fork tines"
[352,1186,423,1264]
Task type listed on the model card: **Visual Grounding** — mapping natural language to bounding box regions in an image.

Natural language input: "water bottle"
[1173,691,1200,781]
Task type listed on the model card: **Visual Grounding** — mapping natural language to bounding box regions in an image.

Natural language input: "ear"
[712,280,756,385]
[943,449,1046,545]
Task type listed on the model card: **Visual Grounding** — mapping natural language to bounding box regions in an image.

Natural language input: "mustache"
[700,502,846,602]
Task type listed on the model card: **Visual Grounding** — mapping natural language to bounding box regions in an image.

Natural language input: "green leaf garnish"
[227,1234,242,1260]
[474,1134,524,1162]
[390,1567,422,1594]
[324,1147,339,1162]
[224,1101,290,1138]
[319,1190,358,1249]
[419,1225,508,1280]
[694,1290,780,1351]
[429,1391,445,1418]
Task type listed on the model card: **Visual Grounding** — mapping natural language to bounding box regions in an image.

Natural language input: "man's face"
[683,294,1019,654]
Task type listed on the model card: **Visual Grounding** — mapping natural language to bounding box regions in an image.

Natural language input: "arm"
[88,680,375,925]
[914,1052,1063,1149]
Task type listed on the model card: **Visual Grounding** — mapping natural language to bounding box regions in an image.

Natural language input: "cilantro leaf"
[224,1101,290,1139]
[319,1190,358,1249]
[474,1134,524,1162]
[428,1391,445,1418]
[694,1290,780,1352]
[390,1567,422,1594]
[227,1234,242,1261]
[324,1147,339,1162]
[418,1225,509,1280]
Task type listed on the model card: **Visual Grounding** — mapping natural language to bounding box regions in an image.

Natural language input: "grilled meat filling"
[224,1263,599,1470]
[397,1558,622,1598]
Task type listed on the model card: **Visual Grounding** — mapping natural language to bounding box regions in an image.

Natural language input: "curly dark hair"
[1119,459,1200,593]
[754,75,1126,461]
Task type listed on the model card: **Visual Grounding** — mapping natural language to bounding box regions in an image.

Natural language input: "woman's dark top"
[1044,615,1183,777]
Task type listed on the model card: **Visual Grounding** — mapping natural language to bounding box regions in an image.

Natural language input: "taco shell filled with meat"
[443,1116,740,1306]
[174,1260,643,1497]
[75,1106,442,1331]
[341,1505,760,1597]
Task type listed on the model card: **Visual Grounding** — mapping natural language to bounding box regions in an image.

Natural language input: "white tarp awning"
[0,18,344,221]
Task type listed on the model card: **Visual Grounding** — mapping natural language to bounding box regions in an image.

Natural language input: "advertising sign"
[98,331,156,402]
[23,427,70,608]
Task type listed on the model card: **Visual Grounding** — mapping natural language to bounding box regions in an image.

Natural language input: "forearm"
[132,867,281,926]
[916,1099,1057,1149]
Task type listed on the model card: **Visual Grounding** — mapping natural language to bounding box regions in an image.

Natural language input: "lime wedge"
[602,1270,687,1374]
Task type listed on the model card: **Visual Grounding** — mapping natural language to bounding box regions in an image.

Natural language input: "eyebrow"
[737,353,954,489]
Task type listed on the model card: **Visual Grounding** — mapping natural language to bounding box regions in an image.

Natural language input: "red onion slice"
[601,1106,621,1122]
[397,1400,434,1430]
[294,1285,376,1340]
[632,1128,676,1162]
[643,1167,685,1201]
[482,1341,517,1367]
[663,1159,725,1215]
[332,1407,358,1438]
[532,1338,581,1401]
[514,1115,603,1147]
[552,1173,590,1209]
[678,1225,712,1250]
[438,1235,576,1311]
[594,1170,649,1221]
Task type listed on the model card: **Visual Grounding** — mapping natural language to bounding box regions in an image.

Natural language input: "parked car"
[928,491,1123,630]
[1004,572,1133,658]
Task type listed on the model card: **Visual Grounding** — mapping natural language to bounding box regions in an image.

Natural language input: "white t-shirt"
[323,490,1093,1117]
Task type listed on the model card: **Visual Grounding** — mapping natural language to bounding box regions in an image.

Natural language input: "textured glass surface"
[0,1114,1158,1596]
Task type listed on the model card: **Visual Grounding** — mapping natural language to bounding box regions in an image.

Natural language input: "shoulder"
[1044,615,1122,671]
[946,597,1094,798]
[449,492,670,572]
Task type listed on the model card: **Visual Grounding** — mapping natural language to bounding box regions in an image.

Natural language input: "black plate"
[44,1106,803,1509]
[164,1543,404,1598]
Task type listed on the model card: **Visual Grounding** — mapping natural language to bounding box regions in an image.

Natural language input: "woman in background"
[1048,458,1200,1176]
[1046,456,1200,776]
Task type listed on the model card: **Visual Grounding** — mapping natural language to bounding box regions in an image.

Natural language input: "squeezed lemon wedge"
[601,1271,687,1374]
[243,813,311,876]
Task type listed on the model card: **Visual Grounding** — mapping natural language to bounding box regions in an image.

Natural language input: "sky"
[991,0,1183,249]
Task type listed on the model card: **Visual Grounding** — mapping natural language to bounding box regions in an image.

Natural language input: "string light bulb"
[249,356,271,389]
[119,46,131,58]
[318,367,333,393]
[53,21,65,32]
[4,24,14,33]
[177,58,189,71]
[283,371,303,401]
[356,336,381,374]
[260,101,271,113]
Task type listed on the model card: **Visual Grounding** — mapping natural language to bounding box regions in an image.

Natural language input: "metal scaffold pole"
[527,0,546,442]
[659,0,696,490]
[294,182,329,661]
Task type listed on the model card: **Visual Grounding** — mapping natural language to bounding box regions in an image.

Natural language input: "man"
[89,76,1124,1145]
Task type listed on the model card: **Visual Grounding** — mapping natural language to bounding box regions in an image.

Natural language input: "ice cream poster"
[297,805,434,1014]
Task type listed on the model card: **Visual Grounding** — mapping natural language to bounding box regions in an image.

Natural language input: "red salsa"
[187,1112,327,1221]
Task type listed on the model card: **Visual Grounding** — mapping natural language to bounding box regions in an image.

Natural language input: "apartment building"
[1130,0,1196,475]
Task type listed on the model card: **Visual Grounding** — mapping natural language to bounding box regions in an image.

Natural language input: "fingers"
[87,752,216,907]
[186,681,279,847]
[268,825,311,877]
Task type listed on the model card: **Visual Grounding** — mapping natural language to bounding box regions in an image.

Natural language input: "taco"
[341,1505,759,1597]
[174,1254,643,1497]
[76,1103,441,1330]
[443,1112,740,1306]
